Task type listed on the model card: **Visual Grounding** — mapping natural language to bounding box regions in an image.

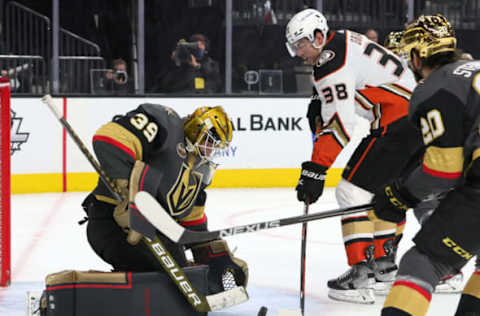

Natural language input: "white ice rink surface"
[0,188,473,316]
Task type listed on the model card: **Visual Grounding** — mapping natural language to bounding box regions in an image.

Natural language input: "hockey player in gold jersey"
[372,14,480,316]
[383,30,465,295]
[82,104,248,296]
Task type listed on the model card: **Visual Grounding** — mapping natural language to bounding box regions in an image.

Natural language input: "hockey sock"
[382,279,432,316]
[455,270,480,316]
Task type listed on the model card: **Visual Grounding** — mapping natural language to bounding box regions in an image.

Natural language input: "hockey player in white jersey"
[286,9,422,304]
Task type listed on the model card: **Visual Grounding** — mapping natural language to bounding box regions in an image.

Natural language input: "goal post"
[0,77,11,286]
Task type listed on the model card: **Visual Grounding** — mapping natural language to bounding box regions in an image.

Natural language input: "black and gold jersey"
[404,60,480,198]
[92,103,214,224]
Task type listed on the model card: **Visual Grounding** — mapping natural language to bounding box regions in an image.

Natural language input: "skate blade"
[434,283,463,294]
[374,281,393,296]
[328,288,375,304]
[435,274,463,294]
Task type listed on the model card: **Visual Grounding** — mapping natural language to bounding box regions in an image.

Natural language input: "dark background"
[2,0,479,94]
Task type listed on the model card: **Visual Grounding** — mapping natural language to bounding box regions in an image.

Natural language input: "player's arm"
[402,90,464,199]
[92,106,169,244]
[296,75,357,203]
[372,90,464,223]
[93,106,167,181]
[311,75,357,167]
[307,87,323,134]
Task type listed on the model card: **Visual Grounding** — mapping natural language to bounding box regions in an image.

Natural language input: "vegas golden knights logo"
[167,163,203,216]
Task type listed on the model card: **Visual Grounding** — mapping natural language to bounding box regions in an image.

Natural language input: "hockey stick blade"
[135,191,373,245]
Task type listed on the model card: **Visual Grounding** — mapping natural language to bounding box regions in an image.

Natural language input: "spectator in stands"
[365,28,379,42]
[102,58,133,95]
[161,33,221,93]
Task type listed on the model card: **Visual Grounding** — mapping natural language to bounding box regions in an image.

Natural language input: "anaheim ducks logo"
[167,163,203,216]
[317,50,335,67]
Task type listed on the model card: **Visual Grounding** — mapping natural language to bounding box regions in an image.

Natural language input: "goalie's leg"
[84,194,189,271]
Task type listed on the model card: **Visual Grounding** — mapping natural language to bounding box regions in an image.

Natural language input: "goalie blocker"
[37,267,209,316]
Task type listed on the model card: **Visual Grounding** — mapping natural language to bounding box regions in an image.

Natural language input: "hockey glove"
[191,239,248,294]
[296,161,328,204]
[373,179,420,223]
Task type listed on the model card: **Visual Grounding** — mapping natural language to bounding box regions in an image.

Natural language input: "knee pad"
[397,247,455,292]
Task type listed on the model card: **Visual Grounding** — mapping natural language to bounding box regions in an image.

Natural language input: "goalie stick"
[135,191,374,244]
[41,95,248,312]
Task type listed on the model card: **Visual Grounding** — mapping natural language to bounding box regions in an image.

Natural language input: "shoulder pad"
[313,32,347,81]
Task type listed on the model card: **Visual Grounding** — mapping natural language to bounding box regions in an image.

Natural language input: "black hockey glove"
[296,161,328,204]
[373,179,420,223]
[191,240,248,294]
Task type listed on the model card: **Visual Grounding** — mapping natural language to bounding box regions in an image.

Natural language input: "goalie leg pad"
[413,186,480,270]
[41,268,209,316]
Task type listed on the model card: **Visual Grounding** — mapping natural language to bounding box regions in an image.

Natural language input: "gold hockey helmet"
[401,14,456,60]
[384,31,405,55]
[184,106,233,159]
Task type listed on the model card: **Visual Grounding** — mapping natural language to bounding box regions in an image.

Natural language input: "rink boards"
[9,97,368,193]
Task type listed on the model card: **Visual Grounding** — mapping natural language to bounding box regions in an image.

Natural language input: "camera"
[173,41,200,66]
[112,70,128,84]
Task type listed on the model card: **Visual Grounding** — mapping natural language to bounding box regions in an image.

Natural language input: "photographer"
[102,58,133,95]
[162,33,221,93]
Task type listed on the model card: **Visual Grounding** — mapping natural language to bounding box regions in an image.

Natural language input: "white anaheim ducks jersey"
[310,30,417,167]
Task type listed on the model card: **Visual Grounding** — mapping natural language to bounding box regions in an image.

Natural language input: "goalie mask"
[285,8,329,57]
[384,31,405,57]
[401,14,456,62]
[184,106,233,160]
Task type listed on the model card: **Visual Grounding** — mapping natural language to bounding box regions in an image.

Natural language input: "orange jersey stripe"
[357,86,410,128]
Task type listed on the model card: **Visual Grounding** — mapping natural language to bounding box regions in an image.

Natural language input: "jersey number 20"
[420,109,445,145]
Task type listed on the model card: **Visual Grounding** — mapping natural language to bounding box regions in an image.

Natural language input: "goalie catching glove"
[372,179,420,223]
[296,161,328,204]
[191,239,248,294]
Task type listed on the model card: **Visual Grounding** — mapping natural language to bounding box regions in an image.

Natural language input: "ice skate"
[327,261,375,304]
[373,255,398,295]
[435,272,463,294]
[373,240,398,295]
